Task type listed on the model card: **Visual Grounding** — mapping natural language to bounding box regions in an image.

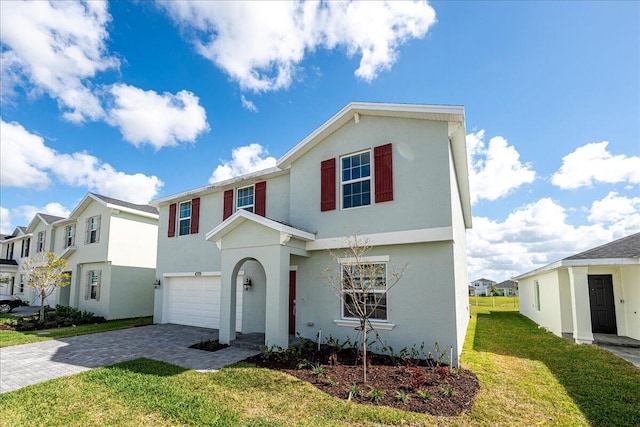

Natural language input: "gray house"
[152,102,472,363]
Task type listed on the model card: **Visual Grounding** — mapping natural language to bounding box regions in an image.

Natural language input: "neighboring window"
[341,150,371,209]
[178,201,192,236]
[7,242,14,259]
[37,231,46,252]
[237,185,255,213]
[534,280,541,311]
[18,274,25,293]
[341,262,387,321]
[86,216,101,244]
[87,270,101,300]
[22,238,30,258]
[65,225,75,248]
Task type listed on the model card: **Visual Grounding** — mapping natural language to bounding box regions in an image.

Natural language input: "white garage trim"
[162,272,243,330]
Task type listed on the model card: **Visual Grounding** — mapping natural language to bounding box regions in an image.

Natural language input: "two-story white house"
[0,193,158,319]
[469,278,496,296]
[152,102,472,363]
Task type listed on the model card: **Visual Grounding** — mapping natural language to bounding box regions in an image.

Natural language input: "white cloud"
[467,130,536,204]
[0,0,118,122]
[0,120,163,204]
[209,143,276,183]
[467,196,639,282]
[160,1,436,92]
[241,95,258,112]
[0,206,10,235]
[106,84,209,149]
[552,141,640,189]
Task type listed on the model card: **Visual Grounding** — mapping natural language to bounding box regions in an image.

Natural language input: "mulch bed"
[189,339,229,352]
[245,344,479,416]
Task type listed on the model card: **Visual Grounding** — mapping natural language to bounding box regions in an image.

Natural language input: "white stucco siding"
[519,271,563,336]
[620,265,640,340]
[108,266,155,319]
[289,116,453,239]
[107,213,157,268]
[296,242,460,362]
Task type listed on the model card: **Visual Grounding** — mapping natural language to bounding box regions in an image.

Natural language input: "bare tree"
[324,234,408,383]
[22,252,69,323]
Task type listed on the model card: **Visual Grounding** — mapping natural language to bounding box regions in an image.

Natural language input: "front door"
[289,271,296,335]
[588,275,617,334]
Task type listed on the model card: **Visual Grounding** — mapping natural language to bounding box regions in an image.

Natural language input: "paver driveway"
[0,324,259,393]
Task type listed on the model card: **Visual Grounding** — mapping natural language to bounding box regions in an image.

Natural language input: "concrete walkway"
[0,324,259,394]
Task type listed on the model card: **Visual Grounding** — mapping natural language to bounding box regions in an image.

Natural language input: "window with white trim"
[22,238,30,258]
[341,150,371,209]
[37,231,45,252]
[341,262,387,321]
[86,216,101,244]
[64,225,75,248]
[6,242,14,259]
[18,274,25,293]
[88,270,101,300]
[237,185,254,213]
[178,201,192,236]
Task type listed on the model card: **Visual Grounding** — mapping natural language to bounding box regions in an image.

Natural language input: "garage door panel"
[164,275,242,330]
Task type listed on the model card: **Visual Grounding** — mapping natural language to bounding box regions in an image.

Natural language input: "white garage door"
[164,275,243,330]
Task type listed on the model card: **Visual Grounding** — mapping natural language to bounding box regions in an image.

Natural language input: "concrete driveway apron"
[0,324,258,393]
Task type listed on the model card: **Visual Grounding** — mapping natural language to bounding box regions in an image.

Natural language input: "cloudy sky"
[1,1,638,282]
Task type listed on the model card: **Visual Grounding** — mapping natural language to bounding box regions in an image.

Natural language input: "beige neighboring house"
[516,232,640,344]
[0,193,159,319]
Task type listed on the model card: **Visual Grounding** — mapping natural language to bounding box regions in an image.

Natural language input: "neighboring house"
[495,280,518,296]
[0,193,159,319]
[152,102,472,363]
[469,278,496,296]
[515,232,640,344]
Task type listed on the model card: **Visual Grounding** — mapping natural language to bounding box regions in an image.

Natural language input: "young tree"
[324,234,408,383]
[490,284,499,296]
[22,252,69,323]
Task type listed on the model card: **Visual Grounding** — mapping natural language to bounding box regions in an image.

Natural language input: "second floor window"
[341,150,371,209]
[86,216,101,244]
[6,242,14,259]
[178,201,191,236]
[65,225,75,248]
[37,231,46,252]
[237,186,254,212]
[21,238,30,258]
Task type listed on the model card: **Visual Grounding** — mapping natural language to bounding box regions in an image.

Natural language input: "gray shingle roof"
[496,280,517,288]
[39,213,65,224]
[91,193,159,215]
[564,232,640,260]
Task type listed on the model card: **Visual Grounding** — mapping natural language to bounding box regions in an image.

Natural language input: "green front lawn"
[0,315,152,347]
[1,306,638,426]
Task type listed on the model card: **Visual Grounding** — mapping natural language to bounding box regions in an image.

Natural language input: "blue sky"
[1,1,638,282]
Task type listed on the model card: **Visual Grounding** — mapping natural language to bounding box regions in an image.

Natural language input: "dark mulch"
[189,339,229,352]
[245,344,479,416]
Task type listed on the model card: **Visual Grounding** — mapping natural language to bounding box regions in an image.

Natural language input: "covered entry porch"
[206,210,315,349]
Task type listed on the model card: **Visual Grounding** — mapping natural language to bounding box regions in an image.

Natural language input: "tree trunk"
[39,290,46,324]
[362,319,367,383]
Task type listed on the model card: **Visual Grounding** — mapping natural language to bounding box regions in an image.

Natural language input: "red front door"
[289,271,296,335]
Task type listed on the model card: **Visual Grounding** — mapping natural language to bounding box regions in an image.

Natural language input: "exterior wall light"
[154,279,161,288]
[244,277,252,291]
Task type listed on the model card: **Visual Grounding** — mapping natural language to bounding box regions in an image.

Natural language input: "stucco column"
[568,267,594,344]
[219,252,237,345]
[264,246,290,349]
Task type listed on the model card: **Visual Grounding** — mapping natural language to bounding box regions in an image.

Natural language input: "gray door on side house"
[588,275,617,334]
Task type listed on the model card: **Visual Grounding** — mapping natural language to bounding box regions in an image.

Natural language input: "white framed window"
[6,242,14,259]
[534,280,541,311]
[86,216,101,244]
[87,270,101,300]
[341,150,371,209]
[65,225,75,248]
[237,185,254,213]
[178,201,192,236]
[18,274,25,293]
[37,231,46,252]
[340,260,387,321]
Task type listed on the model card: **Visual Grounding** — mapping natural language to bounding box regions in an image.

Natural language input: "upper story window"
[6,242,14,259]
[341,262,387,321]
[178,201,192,236]
[86,216,101,244]
[65,225,75,248]
[21,238,30,258]
[341,150,371,209]
[237,185,254,213]
[37,231,46,252]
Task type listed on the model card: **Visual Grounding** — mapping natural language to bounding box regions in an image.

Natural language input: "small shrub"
[408,367,426,390]
[440,386,455,397]
[395,390,410,403]
[347,384,362,400]
[311,364,324,377]
[326,376,337,387]
[417,390,434,401]
[368,388,385,402]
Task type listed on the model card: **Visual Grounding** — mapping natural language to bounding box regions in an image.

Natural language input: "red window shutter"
[223,189,234,220]
[255,181,266,216]
[374,143,393,203]
[168,203,176,237]
[190,197,200,234]
[320,158,336,211]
